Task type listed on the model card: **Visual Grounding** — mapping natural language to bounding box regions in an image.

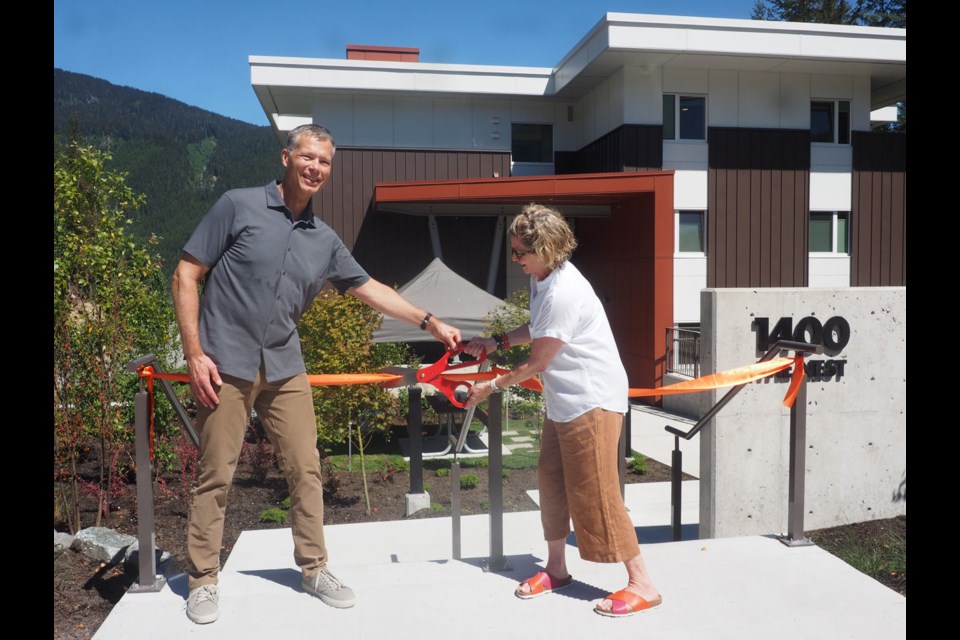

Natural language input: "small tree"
[298,289,417,447]
[54,138,176,533]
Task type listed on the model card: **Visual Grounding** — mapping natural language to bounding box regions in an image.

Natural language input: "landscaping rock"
[54,530,75,551]
[71,527,137,564]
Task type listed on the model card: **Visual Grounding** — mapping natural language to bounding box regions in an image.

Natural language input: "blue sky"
[54,1,759,126]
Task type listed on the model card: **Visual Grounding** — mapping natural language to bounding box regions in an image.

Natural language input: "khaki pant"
[186,370,326,588]
[538,407,640,563]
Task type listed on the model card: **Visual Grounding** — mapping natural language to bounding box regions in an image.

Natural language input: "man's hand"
[427,318,462,350]
[186,352,222,409]
[463,337,495,358]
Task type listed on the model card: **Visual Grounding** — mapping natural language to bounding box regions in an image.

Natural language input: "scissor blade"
[377,366,420,388]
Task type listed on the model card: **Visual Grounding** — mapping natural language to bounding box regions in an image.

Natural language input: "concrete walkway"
[92,405,905,639]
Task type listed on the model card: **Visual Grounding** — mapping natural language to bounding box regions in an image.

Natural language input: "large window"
[663,95,706,141]
[677,210,706,253]
[511,123,553,162]
[809,211,849,253]
[811,100,851,144]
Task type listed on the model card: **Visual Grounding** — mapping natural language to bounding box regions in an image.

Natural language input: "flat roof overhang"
[373,171,674,217]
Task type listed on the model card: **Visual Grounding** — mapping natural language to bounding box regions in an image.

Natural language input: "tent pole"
[486,215,505,294]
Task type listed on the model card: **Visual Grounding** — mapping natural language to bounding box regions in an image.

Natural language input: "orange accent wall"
[575,186,674,395]
[372,170,675,396]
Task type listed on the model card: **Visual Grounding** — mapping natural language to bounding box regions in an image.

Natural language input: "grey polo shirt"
[183,181,370,382]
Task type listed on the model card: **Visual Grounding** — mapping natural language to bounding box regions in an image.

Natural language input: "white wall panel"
[510,99,555,124]
[810,145,852,172]
[672,170,708,209]
[578,90,598,145]
[352,96,395,147]
[663,142,708,171]
[663,67,709,94]
[593,78,614,138]
[810,74,852,99]
[622,66,662,124]
[810,171,852,210]
[779,74,810,129]
[739,72,780,129]
[608,67,626,129]
[394,97,434,148]
[473,100,511,151]
[852,76,872,131]
[674,256,707,323]
[553,102,578,151]
[434,98,473,149]
[708,70,738,127]
[809,256,852,287]
[312,95,355,146]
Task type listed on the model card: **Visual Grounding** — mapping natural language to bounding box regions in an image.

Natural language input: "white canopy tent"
[373,258,512,343]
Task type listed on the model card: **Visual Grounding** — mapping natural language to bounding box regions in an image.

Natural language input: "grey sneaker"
[301,568,356,608]
[186,584,220,624]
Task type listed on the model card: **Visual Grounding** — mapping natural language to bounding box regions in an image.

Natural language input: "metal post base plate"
[480,557,513,573]
[777,534,815,547]
[128,575,168,593]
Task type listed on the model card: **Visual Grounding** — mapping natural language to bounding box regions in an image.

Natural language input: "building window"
[809,211,850,253]
[511,123,553,162]
[663,95,706,141]
[677,211,706,253]
[811,100,851,144]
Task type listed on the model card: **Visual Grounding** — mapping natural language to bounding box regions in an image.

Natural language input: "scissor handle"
[416,342,487,408]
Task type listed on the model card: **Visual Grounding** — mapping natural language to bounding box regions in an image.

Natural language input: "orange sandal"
[515,571,574,600]
[594,589,663,617]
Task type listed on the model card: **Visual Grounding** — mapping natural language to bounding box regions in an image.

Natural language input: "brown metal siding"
[555,124,663,174]
[313,148,512,289]
[851,132,906,286]
[708,128,810,287]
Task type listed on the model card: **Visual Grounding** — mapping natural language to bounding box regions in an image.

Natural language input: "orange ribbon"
[135,367,403,461]
[627,356,806,407]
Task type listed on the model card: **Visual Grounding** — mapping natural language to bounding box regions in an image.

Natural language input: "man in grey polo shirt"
[172,124,460,624]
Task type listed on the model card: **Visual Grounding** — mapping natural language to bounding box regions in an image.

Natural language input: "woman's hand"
[465,380,494,408]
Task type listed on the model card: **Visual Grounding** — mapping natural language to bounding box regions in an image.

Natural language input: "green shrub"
[630,452,648,475]
[460,474,480,489]
[259,508,288,524]
[280,497,291,510]
[436,468,450,478]
[431,502,448,512]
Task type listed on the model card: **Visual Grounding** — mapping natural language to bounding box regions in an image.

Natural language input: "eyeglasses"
[511,247,535,260]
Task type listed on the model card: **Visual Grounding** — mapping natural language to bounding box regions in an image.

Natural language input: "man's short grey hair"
[286,124,336,153]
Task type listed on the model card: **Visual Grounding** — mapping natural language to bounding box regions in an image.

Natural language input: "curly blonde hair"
[509,203,578,270]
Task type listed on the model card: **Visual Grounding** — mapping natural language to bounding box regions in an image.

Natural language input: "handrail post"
[665,426,688,541]
[127,384,166,592]
[780,364,814,546]
[407,387,424,494]
[482,391,511,572]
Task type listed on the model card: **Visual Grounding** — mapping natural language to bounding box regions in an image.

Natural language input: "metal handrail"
[663,340,823,546]
[126,354,199,447]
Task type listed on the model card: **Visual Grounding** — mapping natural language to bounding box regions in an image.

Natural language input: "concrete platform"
[92,479,904,640]
[93,406,903,639]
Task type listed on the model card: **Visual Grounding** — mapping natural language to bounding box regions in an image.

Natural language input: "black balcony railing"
[666,326,701,378]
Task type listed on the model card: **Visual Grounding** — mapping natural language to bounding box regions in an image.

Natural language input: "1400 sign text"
[752,316,849,381]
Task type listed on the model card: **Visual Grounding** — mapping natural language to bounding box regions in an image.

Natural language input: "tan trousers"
[186,370,326,588]
[538,407,640,563]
